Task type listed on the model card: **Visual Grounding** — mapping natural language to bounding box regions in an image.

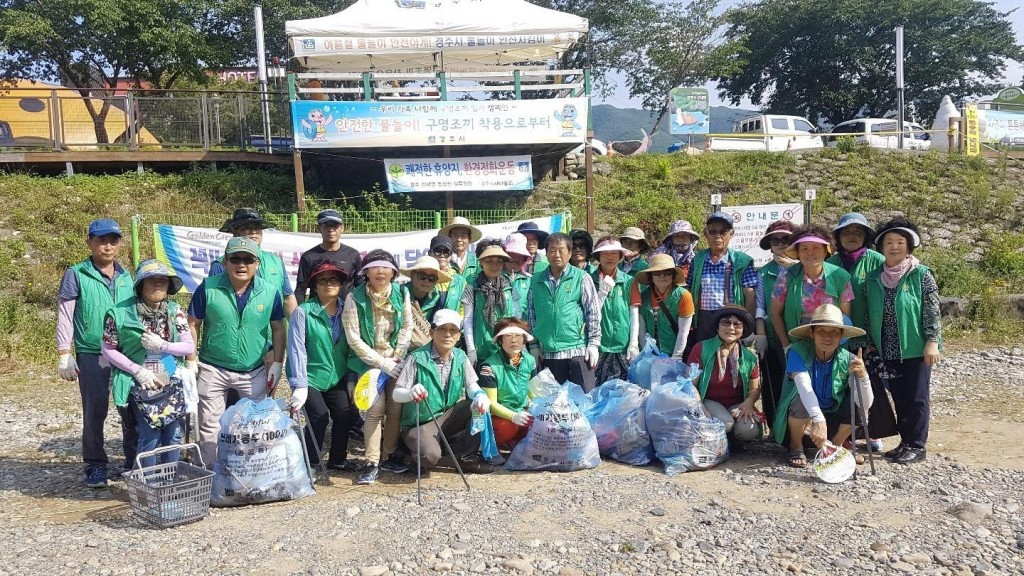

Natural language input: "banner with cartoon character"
[384,155,533,193]
[291,98,588,148]
[669,87,710,135]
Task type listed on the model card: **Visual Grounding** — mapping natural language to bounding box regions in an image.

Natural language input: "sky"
[595,0,1024,110]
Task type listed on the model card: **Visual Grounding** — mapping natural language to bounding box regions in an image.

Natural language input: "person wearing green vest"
[187,237,287,468]
[441,216,483,280]
[756,220,797,431]
[590,237,640,383]
[286,261,356,471]
[502,232,533,306]
[479,317,538,450]
[400,256,455,350]
[686,305,762,446]
[651,219,700,275]
[569,229,596,274]
[769,225,854,350]
[101,260,194,469]
[428,235,469,317]
[464,241,522,367]
[526,233,602,392]
[57,218,137,487]
[342,249,414,484]
[393,309,493,476]
[517,221,549,276]
[631,254,696,361]
[774,305,873,468]
[864,218,942,465]
[618,226,651,275]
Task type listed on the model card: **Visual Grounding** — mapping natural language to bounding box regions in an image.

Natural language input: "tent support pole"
[293,149,307,212]
[444,145,454,220]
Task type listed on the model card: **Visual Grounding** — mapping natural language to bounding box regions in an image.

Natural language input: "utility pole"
[896,26,905,150]
[255,5,273,154]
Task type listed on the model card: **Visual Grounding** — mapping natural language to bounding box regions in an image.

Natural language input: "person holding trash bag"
[400,256,455,350]
[590,237,640,383]
[631,253,695,360]
[187,237,287,468]
[343,249,415,484]
[101,259,193,469]
[757,220,797,430]
[864,218,942,465]
[686,305,762,447]
[427,235,469,317]
[516,222,549,276]
[440,216,483,280]
[526,232,602,392]
[286,261,357,472]
[479,318,538,450]
[57,218,137,487]
[773,304,873,468]
[464,240,521,367]
[618,226,651,275]
[651,219,700,276]
[393,309,494,476]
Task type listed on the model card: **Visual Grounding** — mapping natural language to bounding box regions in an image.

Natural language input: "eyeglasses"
[719,319,745,328]
[415,272,439,283]
[651,270,676,277]
[769,237,792,246]
[571,243,587,251]
[228,256,256,265]
[431,249,452,258]
[316,277,342,286]
[705,228,731,237]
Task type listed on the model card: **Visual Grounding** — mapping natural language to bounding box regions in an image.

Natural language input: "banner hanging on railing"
[384,155,533,193]
[152,214,568,293]
[721,203,805,267]
[291,98,588,148]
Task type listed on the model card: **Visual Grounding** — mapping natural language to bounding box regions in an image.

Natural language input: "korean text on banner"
[965,103,980,157]
[669,88,710,135]
[975,108,1024,146]
[385,155,533,193]
[291,98,588,148]
[152,215,568,293]
[721,204,804,267]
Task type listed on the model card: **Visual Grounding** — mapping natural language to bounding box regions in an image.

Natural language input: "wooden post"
[444,145,454,220]
[293,149,306,212]
[585,129,594,234]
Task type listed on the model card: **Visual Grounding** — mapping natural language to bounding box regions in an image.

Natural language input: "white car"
[829,118,931,150]
[709,114,824,152]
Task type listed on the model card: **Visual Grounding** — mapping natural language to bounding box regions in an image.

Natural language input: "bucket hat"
[516,222,549,247]
[440,216,482,243]
[662,220,700,245]
[400,256,452,284]
[833,213,876,244]
[569,229,593,255]
[503,233,531,258]
[634,253,685,285]
[758,220,798,250]
[788,304,865,340]
[592,238,635,259]
[134,259,183,295]
[220,208,272,233]
[429,235,455,254]
[710,304,755,339]
[619,227,651,252]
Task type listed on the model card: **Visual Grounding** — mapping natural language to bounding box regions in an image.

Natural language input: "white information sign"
[721,203,805,267]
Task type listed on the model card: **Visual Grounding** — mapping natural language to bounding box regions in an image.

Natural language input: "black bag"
[132,376,187,429]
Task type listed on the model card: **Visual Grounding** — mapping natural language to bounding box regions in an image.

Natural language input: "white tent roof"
[286,0,588,73]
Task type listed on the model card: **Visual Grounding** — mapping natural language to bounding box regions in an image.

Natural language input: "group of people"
[57,206,941,488]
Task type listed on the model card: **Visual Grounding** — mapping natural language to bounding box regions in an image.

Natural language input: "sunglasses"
[431,248,452,257]
[705,228,731,237]
[415,272,439,283]
[228,256,256,265]
[719,319,745,328]
[769,237,792,246]
[316,276,342,286]
[651,270,676,277]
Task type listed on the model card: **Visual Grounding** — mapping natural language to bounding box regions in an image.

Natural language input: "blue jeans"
[130,399,184,469]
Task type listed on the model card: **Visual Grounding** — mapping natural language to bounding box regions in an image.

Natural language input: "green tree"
[716,0,1024,125]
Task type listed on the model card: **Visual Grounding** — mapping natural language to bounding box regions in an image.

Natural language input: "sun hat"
[88,218,122,237]
[788,304,866,340]
[316,209,344,226]
[400,256,452,284]
[710,304,754,339]
[874,221,921,249]
[478,244,512,262]
[429,235,455,254]
[833,213,876,243]
[224,237,260,257]
[635,253,685,285]
[359,249,398,274]
[440,216,483,243]
[758,220,798,250]
[516,222,549,246]
[503,233,531,258]
[784,235,834,259]
[432,308,463,329]
[662,220,700,245]
[592,238,635,258]
[219,208,272,233]
[619,226,651,252]
[308,260,349,286]
[493,324,535,343]
[134,259,183,295]
[706,211,736,229]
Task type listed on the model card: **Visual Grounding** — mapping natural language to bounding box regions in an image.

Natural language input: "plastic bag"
[470,411,500,460]
[211,397,315,507]
[586,379,654,466]
[627,340,667,389]
[504,382,601,472]
[645,377,729,475]
[649,357,690,389]
[527,367,561,399]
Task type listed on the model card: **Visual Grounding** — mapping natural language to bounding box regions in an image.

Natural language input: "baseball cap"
[432,309,463,330]
[429,235,455,253]
[706,211,735,229]
[224,237,260,257]
[88,219,122,237]
[317,209,344,226]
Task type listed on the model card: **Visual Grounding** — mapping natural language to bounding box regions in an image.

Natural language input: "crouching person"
[773,304,873,468]
[392,310,493,476]
[480,318,537,450]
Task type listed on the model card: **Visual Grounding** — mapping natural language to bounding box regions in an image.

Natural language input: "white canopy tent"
[285,0,588,73]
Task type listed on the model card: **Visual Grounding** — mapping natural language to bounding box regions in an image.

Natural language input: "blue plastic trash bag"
[470,411,500,460]
[627,340,667,389]
[527,368,562,399]
[505,382,601,472]
[645,376,729,475]
[649,357,690,389]
[586,379,654,466]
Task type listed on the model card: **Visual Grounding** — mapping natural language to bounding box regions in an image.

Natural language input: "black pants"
[759,343,786,429]
[304,386,354,466]
[78,353,138,471]
[544,356,596,392]
[886,357,931,449]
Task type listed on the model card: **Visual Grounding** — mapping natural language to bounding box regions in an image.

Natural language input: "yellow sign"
[965,103,980,157]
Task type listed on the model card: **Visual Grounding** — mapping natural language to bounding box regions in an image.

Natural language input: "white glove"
[410,384,428,403]
[381,359,400,377]
[584,346,599,370]
[185,359,199,377]
[471,391,490,414]
[511,411,533,426]
[267,362,283,391]
[134,367,161,391]
[58,353,79,381]
[752,335,768,356]
[467,348,478,366]
[599,275,615,293]
[289,387,308,412]
[140,331,169,352]
[626,345,640,362]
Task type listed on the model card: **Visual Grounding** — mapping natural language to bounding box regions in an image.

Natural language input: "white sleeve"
[671,316,692,358]
[851,373,874,410]
[628,306,640,350]
[792,371,825,423]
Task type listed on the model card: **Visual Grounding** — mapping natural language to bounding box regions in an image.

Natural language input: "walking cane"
[851,369,877,476]
[300,406,332,486]
[293,408,316,489]
[416,402,423,506]
[433,415,470,491]
[848,379,859,480]
[759,352,779,438]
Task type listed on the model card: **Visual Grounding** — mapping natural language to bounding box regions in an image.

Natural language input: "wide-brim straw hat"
[619,226,651,252]
[477,244,512,262]
[400,255,452,284]
[635,253,685,285]
[440,216,483,243]
[710,304,755,339]
[788,304,866,339]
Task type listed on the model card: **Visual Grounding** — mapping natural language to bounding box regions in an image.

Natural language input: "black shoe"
[348,427,365,441]
[414,465,431,479]
[380,453,410,474]
[884,444,908,460]
[356,463,379,485]
[457,453,496,474]
[327,460,359,472]
[893,447,926,465]
[484,453,506,466]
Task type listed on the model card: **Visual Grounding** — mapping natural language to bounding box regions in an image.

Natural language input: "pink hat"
[592,238,635,258]
[503,233,531,258]
[784,235,834,258]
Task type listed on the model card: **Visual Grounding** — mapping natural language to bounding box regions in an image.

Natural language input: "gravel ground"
[1,347,1022,576]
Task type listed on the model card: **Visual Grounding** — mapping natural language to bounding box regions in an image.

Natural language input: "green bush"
[835,136,856,154]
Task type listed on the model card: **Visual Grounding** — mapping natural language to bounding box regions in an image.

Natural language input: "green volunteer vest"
[531,258,550,277]
[510,273,531,311]
[530,265,586,353]
[689,249,753,330]
[436,273,467,315]
[620,256,649,274]
[287,298,348,392]
[347,282,406,374]
[456,252,480,282]
[637,285,688,356]
[696,336,758,400]
[472,276,522,361]
[591,268,632,353]
[400,344,468,428]
[198,275,277,371]
[759,261,785,346]
[482,350,536,413]
[827,250,884,333]
[107,299,181,407]
[70,260,134,354]
[772,340,850,444]
[782,262,851,333]
[866,265,934,360]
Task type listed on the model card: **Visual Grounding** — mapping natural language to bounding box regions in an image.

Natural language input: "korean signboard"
[384,155,533,193]
[721,203,805,267]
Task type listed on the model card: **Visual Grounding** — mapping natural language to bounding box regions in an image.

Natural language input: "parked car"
[0,121,54,149]
[709,114,823,152]
[829,118,931,150]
